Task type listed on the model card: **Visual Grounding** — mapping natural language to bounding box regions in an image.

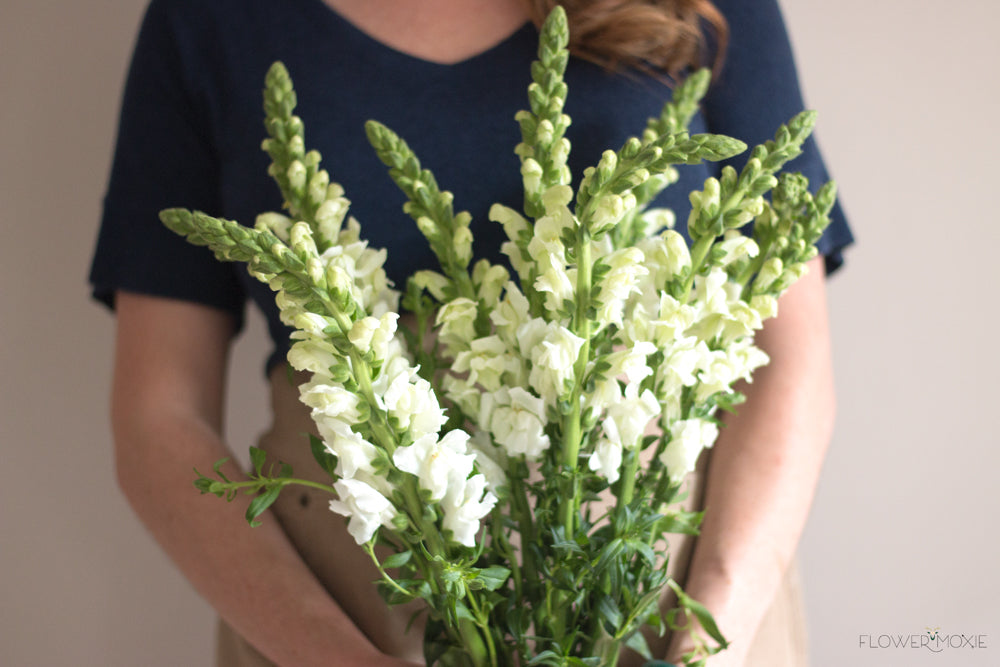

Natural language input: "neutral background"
[1,1,996,665]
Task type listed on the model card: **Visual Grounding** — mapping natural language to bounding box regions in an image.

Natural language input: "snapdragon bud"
[307,170,330,207]
[255,212,293,241]
[475,262,509,306]
[595,149,617,184]
[306,257,326,286]
[326,265,355,306]
[314,198,348,239]
[289,221,319,258]
[535,118,555,146]
[416,215,439,242]
[521,158,543,195]
[287,160,307,194]
[754,257,783,293]
[287,134,305,158]
[453,225,474,266]
[550,137,570,172]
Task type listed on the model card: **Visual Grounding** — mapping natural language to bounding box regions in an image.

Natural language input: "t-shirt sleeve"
[703,0,854,274]
[88,0,245,326]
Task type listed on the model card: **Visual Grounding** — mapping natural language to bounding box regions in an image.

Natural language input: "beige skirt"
[216,369,809,666]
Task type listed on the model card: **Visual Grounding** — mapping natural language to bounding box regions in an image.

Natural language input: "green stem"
[679,234,714,303]
[559,228,594,533]
[363,543,415,601]
[615,449,641,517]
[465,588,499,667]
[204,475,339,498]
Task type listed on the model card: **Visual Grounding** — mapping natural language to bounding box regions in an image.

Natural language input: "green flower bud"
[326,265,355,308]
[288,134,305,158]
[521,158,543,195]
[306,257,326,286]
[416,215,439,241]
[289,221,318,258]
[287,160,307,193]
[453,225,474,266]
[307,169,330,207]
[536,119,555,146]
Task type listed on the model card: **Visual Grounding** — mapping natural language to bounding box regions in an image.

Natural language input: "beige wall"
[2,1,996,665]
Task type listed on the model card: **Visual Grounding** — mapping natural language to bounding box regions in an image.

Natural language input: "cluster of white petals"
[270,210,500,546]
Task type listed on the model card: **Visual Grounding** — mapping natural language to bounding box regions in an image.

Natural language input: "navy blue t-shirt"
[90,0,853,373]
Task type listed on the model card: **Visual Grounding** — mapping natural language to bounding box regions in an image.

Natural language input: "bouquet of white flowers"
[161,8,834,666]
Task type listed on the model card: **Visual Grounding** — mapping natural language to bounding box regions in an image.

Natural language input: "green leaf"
[381,550,413,570]
[623,628,653,659]
[597,594,624,631]
[245,484,282,528]
[473,565,511,592]
[249,446,266,475]
[308,434,338,479]
[684,595,728,648]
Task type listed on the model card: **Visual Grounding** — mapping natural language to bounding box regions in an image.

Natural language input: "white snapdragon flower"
[299,381,362,422]
[368,312,400,361]
[534,263,575,316]
[441,473,497,547]
[695,349,741,403]
[393,430,475,503]
[595,247,647,328]
[329,478,397,545]
[481,387,550,460]
[715,231,759,268]
[293,312,335,338]
[315,417,378,479]
[528,324,586,405]
[490,282,530,345]
[473,261,509,306]
[313,183,350,240]
[750,294,778,321]
[661,418,719,482]
[489,203,529,244]
[603,389,660,451]
[274,289,306,326]
[440,373,482,421]
[411,270,451,302]
[605,342,657,386]
[727,339,770,383]
[589,192,637,234]
[348,317,381,353]
[437,298,479,355]
[468,431,508,493]
[588,438,624,483]
[452,336,520,392]
[288,339,340,377]
[656,337,709,422]
[716,300,764,343]
[382,373,447,439]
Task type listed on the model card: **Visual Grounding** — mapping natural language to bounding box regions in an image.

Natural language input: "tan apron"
[216,369,809,666]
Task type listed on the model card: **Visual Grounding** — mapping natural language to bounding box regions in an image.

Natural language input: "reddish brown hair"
[521,0,728,81]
